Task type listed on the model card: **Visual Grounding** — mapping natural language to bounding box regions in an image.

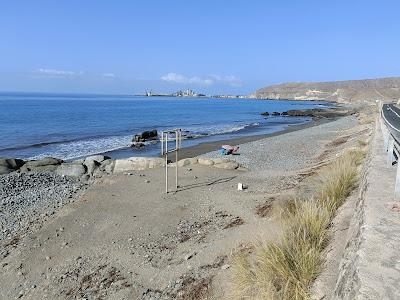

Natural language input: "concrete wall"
[333,121,400,299]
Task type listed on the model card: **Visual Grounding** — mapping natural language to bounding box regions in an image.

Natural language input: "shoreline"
[173,117,335,161]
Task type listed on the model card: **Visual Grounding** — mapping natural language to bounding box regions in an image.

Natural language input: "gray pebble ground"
[200,116,357,171]
[0,172,85,242]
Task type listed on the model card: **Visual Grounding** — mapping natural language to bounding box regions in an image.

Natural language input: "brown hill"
[254,77,400,103]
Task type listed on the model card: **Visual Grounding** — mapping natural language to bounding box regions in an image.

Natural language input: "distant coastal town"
[142,89,249,99]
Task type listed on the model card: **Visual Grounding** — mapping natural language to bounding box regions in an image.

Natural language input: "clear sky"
[1,0,399,95]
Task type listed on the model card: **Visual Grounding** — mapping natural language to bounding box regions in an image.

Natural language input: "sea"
[0,92,331,160]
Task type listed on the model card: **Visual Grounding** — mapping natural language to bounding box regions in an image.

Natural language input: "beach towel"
[220,145,239,155]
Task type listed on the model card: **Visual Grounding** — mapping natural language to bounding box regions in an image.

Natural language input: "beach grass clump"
[232,150,364,299]
[357,139,368,147]
[316,150,363,216]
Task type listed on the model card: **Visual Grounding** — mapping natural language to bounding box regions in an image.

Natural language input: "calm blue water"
[0,92,330,160]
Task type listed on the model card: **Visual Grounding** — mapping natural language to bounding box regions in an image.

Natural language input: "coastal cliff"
[254,77,400,103]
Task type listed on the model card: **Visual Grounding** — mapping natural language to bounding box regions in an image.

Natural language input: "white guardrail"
[380,104,400,199]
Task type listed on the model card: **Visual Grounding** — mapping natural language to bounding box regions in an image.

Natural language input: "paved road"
[382,104,400,143]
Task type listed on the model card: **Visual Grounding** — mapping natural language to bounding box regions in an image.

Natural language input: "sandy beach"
[173,118,332,161]
[0,113,373,299]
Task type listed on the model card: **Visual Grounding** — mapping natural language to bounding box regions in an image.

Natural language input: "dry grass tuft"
[231,253,258,298]
[357,139,368,147]
[358,115,375,125]
[232,149,365,299]
[315,153,359,216]
[256,201,273,218]
[328,136,348,147]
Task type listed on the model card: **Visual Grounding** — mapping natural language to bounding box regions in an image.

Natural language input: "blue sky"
[1,0,399,95]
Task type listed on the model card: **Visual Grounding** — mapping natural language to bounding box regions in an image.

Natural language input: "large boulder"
[20,157,63,172]
[198,158,214,166]
[133,130,158,143]
[0,158,25,169]
[25,157,63,168]
[114,157,165,172]
[84,160,99,175]
[187,158,198,165]
[0,166,13,175]
[102,160,115,174]
[55,163,86,177]
[84,155,110,164]
[213,158,230,164]
[177,158,192,167]
[71,158,85,165]
[0,158,25,172]
[213,161,239,170]
[21,164,58,173]
[0,158,8,167]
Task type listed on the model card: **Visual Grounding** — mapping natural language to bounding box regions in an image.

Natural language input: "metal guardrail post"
[383,127,389,151]
[388,136,395,166]
[395,164,400,200]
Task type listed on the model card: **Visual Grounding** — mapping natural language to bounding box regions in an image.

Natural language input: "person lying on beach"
[220,145,240,155]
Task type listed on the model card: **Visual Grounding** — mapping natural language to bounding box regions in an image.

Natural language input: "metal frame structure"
[161,129,182,193]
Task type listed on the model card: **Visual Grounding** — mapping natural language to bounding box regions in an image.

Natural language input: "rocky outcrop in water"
[260,107,353,119]
[133,130,158,143]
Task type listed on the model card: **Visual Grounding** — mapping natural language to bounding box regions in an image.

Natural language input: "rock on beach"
[84,155,110,164]
[114,157,165,172]
[213,161,239,170]
[0,158,25,175]
[55,163,87,177]
[20,157,63,173]
[198,158,214,166]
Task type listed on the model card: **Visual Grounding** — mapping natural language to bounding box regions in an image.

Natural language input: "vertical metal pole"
[395,160,400,200]
[383,128,389,151]
[175,130,178,190]
[165,133,168,193]
[388,136,395,166]
[161,131,164,155]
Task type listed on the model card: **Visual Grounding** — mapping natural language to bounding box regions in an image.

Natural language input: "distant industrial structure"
[143,89,247,99]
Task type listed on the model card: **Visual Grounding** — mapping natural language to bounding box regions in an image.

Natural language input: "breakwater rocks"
[169,157,240,170]
[0,155,114,181]
[260,107,352,119]
[0,155,241,179]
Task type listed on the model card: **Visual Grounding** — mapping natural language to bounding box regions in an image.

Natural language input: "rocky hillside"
[254,77,400,103]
